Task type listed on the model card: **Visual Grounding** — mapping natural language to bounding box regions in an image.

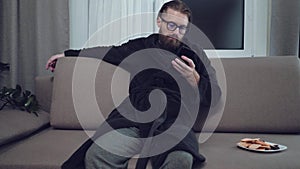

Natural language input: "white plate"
[237,141,287,153]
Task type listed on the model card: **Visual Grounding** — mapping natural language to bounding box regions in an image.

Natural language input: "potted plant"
[0,62,39,116]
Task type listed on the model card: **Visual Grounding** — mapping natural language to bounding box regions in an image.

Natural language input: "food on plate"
[237,138,280,151]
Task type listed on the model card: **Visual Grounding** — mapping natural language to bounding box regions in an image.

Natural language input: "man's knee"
[85,143,122,169]
[162,151,193,169]
[85,143,104,165]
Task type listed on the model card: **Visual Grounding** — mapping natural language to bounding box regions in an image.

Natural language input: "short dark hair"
[158,0,192,22]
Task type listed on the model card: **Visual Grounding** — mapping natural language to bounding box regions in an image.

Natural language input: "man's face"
[157,8,189,48]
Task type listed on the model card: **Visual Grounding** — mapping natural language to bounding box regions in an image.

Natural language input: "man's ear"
[156,17,162,28]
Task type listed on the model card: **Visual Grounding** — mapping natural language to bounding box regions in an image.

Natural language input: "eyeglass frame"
[159,16,188,35]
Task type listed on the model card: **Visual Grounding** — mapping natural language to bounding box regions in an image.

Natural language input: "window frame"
[205,0,270,58]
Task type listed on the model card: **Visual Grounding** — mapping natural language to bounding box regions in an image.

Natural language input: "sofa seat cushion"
[0,129,93,169]
[1,128,299,169]
[198,132,300,169]
[0,127,153,169]
[0,109,50,147]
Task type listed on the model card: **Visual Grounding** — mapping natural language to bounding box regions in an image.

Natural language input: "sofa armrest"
[35,75,54,113]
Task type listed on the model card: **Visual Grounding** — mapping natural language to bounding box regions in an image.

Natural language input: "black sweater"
[61,34,221,169]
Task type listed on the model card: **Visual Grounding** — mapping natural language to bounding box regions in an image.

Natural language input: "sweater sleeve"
[64,47,112,61]
[194,49,221,108]
[64,38,146,70]
[64,49,81,56]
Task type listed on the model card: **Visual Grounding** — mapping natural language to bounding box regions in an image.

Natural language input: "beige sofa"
[0,56,299,169]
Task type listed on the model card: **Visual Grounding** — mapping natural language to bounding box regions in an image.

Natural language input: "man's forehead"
[161,8,189,25]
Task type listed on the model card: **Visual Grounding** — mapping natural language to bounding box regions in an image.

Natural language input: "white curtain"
[70,0,171,48]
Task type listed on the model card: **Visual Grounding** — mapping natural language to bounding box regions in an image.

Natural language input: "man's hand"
[46,53,65,72]
[171,55,200,87]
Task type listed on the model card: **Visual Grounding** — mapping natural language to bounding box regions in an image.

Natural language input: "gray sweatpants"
[85,127,193,169]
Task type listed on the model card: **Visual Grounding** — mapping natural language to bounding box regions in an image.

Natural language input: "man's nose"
[173,27,180,35]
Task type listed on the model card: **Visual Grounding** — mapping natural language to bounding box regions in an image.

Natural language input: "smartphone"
[178,46,194,65]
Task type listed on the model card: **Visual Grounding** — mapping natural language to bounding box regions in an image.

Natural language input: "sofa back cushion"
[215,56,300,133]
[50,57,130,129]
[51,55,300,133]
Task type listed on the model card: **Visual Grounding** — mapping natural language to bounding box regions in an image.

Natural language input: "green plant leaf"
[23,90,31,97]
[5,88,14,96]
[16,85,22,91]
[24,96,33,107]
[14,96,26,106]
[0,84,40,116]
[11,90,20,99]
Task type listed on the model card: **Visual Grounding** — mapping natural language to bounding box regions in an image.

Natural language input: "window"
[69,0,270,58]
[199,0,270,58]
[184,0,244,50]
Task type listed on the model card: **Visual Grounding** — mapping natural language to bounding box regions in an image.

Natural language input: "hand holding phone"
[178,46,194,65]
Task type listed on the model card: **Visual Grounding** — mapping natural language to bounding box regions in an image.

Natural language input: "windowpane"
[183,0,244,50]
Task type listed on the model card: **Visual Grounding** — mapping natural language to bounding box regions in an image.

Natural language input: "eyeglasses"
[160,16,188,35]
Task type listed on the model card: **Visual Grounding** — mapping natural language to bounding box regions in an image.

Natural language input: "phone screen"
[178,46,194,65]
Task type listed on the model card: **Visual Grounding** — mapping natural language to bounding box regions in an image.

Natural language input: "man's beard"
[159,33,182,50]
